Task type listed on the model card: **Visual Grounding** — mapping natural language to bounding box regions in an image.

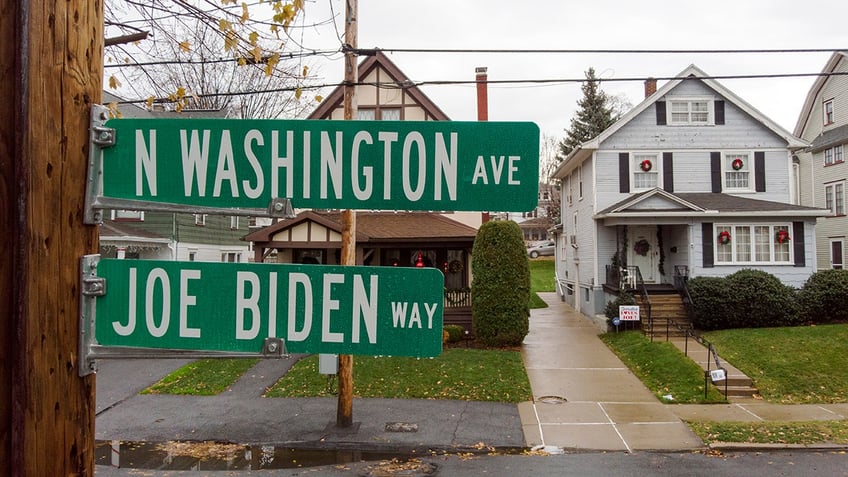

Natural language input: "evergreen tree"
[558,67,618,160]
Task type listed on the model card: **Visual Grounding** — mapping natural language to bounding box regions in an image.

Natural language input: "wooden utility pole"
[2,0,101,474]
[337,0,358,428]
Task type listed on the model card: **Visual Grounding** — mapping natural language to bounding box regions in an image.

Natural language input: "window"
[826,182,845,216]
[194,214,207,226]
[824,145,844,166]
[668,98,711,125]
[824,99,834,125]
[577,165,584,199]
[715,224,792,264]
[112,210,144,221]
[724,152,751,190]
[357,107,401,120]
[632,153,659,190]
[221,252,241,262]
[188,251,197,262]
[565,175,572,205]
[831,240,844,270]
[230,216,239,230]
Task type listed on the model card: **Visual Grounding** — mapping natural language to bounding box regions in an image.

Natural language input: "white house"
[794,51,848,270]
[552,65,829,321]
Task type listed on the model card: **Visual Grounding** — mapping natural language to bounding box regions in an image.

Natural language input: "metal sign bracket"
[84,105,115,224]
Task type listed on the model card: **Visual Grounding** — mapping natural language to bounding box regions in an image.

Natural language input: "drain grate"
[536,395,567,404]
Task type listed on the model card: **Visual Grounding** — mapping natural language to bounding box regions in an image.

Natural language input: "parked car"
[527,240,555,258]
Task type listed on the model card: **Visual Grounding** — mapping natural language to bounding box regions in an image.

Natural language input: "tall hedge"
[799,269,848,323]
[471,220,530,347]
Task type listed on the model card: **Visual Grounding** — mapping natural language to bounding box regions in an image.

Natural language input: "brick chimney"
[644,77,657,98]
[476,66,488,121]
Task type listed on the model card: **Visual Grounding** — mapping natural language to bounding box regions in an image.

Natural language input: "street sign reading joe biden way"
[93,259,445,357]
[99,118,540,212]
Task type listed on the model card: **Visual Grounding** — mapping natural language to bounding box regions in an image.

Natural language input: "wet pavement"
[94,292,848,474]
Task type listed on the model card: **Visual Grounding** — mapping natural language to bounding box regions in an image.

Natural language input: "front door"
[629,226,657,283]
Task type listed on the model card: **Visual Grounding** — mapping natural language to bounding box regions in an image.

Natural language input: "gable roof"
[243,210,477,244]
[554,64,807,177]
[596,188,828,219]
[793,51,848,136]
[307,50,450,120]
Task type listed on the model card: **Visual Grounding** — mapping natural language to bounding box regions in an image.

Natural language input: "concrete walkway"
[519,292,848,452]
[520,293,717,452]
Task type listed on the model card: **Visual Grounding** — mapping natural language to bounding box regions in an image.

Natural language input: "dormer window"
[668,98,712,125]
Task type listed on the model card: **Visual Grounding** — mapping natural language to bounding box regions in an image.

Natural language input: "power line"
[109,71,848,106]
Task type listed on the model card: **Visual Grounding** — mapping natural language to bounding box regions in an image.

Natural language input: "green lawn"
[601,331,726,404]
[529,259,555,309]
[267,348,531,402]
[142,358,259,395]
[703,324,848,404]
[689,420,848,446]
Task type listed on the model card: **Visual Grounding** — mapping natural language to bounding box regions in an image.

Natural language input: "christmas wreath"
[717,230,731,245]
[775,229,790,244]
[447,259,464,274]
[731,158,744,171]
[634,239,650,256]
[640,159,653,172]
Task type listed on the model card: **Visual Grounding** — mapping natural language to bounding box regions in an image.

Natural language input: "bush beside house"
[686,269,848,330]
[799,269,848,324]
[471,221,530,347]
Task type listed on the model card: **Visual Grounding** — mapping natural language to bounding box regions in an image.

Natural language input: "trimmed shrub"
[799,269,848,324]
[725,269,800,328]
[471,220,530,347]
[443,325,466,343]
[688,270,800,330]
[686,276,735,330]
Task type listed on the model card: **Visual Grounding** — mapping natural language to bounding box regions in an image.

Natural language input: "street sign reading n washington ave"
[83,258,445,362]
[93,118,540,214]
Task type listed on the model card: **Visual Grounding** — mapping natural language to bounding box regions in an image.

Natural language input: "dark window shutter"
[702,222,714,268]
[755,151,766,192]
[656,101,667,125]
[663,152,674,193]
[710,152,722,193]
[619,152,630,193]
[714,100,725,125]
[793,221,805,267]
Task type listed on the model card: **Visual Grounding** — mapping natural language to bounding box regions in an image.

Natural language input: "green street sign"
[98,119,540,212]
[93,259,444,357]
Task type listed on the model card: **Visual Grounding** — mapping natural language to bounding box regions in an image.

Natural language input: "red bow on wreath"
[776,229,790,244]
[640,159,653,172]
[717,230,731,245]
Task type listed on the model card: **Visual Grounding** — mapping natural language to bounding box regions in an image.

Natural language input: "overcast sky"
[293,0,846,140]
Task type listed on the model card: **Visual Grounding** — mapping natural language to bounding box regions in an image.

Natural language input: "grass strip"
[266,348,532,403]
[143,358,259,396]
[704,324,848,404]
[601,331,726,404]
[689,420,848,445]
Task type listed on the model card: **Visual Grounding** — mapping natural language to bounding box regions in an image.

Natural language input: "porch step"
[635,294,692,337]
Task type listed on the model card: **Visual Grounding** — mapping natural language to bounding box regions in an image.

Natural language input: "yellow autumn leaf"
[251,46,262,63]
[263,53,279,76]
[294,87,302,100]
[219,18,232,32]
[240,2,249,23]
[224,31,238,52]
[248,31,259,46]
[146,96,155,109]
[238,57,247,66]
[302,65,309,77]
[314,95,323,103]
[179,41,191,53]
[107,102,121,118]
[176,87,186,98]
[108,75,121,89]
